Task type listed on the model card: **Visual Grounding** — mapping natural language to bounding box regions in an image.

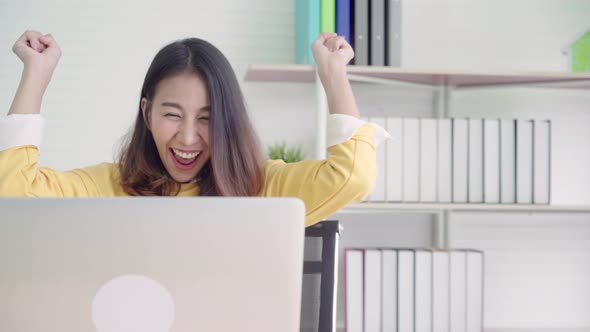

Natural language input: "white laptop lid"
[0,197,305,332]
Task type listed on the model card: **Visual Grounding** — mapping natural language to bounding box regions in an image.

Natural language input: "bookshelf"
[246,64,590,330]
[244,64,590,250]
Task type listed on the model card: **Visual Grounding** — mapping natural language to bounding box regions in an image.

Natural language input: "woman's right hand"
[12,30,61,90]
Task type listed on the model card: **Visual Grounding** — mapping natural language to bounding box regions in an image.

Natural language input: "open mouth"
[170,148,201,170]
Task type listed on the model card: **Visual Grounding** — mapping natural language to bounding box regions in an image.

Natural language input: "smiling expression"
[141,72,211,184]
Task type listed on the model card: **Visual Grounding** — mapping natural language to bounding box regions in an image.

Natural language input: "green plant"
[267,142,305,163]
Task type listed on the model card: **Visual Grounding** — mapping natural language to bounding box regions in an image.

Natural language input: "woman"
[0,30,389,226]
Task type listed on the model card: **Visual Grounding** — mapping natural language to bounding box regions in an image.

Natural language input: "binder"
[450,250,467,332]
[354,0,369,65]
[336,0,353,45]
[295,0,321,65]
[370,117,387,201]
[516,119,533,204]
[360,116,372,202]
[386,117,403,202]
[452,118,468,203]
[320,0,336,32]
[500,119,516,203]
[415,249,433,332]
[438,119,452,203]
[432,250,450,332]
[403,118,420,202]
[533,120,551,204]
[468,118,483,203]
[466,251,484,332]
[420,118,437,202]
[364,249,382,332]
[484,119,500,203]
[386,0,402,66]
[344,249,363,332]
[398,249,415,332]
[370,0,385,66]
[381,249,398,332]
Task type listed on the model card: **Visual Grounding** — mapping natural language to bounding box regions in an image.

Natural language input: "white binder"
[500,119,516,203]
[533,119,551,204]
[452,118,468,203]
[484,119,500,203]
[386,117,403,202]
[468,118,483,203]
[403,118,420,202]
[516,119,534,204]
[420,118,437,202]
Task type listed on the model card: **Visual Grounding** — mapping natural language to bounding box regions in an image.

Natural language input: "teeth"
[172,148,200,159]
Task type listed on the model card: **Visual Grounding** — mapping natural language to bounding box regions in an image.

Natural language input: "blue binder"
[336,0,352,46]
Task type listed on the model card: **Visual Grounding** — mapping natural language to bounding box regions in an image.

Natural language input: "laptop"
[0,197,305,332]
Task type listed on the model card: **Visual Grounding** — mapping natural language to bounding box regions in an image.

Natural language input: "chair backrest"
[301,220,341,332]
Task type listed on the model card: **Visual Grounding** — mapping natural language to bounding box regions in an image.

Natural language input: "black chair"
[301,220,341,332]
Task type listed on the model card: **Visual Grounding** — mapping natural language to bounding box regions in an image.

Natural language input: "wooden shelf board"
[245,64,590,89]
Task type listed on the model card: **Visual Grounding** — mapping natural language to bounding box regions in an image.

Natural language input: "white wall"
[402,0,590,72]
[2,0,590,330]
[452,211,590,328]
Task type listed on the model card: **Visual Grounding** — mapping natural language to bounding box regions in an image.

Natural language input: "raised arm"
[312,32,359,118]
[263,34,391,226]
[1,31,104,197]
[8,30,61,116]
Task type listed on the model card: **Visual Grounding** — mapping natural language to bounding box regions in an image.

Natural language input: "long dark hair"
[118,38,265,196]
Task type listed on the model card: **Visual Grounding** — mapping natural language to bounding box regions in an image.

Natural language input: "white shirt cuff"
[326,114,392,148]
[0,114,45,151]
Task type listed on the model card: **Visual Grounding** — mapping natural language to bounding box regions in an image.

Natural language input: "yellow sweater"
[0,124,377,226]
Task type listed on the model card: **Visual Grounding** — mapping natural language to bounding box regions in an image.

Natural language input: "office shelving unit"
[245,64,590,250]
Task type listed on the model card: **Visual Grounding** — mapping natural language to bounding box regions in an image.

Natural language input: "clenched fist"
[12,30,61,91]
[311,32,354,82]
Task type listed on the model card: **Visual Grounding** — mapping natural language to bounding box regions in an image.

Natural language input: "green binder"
[571,31,590,72]
[321,0,335,33]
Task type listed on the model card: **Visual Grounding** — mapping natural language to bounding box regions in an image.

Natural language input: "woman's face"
[141,72,211,183]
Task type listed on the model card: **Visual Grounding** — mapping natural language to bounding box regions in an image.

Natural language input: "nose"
[176,120,201,146]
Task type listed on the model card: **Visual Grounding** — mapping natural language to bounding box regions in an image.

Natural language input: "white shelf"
[484,329,590,332]
[245,64,590,90]
[338,203,590,214]
[334,328,590,332]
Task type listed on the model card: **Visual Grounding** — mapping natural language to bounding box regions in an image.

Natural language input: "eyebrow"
[161,102,211,112]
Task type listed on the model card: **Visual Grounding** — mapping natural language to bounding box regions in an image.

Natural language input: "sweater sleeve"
[263,121,387,227]
[0,114,109,197]
[0,145,108,197]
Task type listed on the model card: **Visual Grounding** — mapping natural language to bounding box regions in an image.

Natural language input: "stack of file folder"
[361,116,551,205]
[345,248,484,332]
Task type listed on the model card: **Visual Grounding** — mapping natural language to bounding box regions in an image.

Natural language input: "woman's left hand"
[311,33,354,81]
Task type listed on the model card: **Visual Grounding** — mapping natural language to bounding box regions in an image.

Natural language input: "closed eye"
[165,113,180,118]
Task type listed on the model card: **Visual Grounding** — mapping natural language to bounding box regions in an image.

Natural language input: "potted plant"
[267,142,305,163]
